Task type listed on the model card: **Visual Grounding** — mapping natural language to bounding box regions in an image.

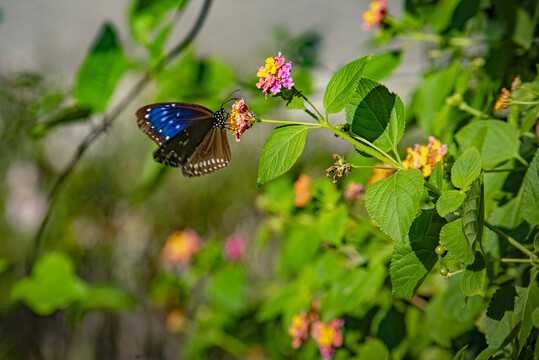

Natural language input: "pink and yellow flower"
[228,99,255,141]
[256,52,294,98]
[293,174,311,207]
[402,136,448,177]
[362,0,387,30]
[161,229,200,265]
[223,235,246,262]
[288,312,310,349]
[311,319,345,360]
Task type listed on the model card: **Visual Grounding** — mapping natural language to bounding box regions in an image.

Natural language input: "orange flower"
[367,163,394,186]
[166,308,185,333]
[293,174,311,207]
[161,229,200,264]
[402,136,448,177]
[494,87,511,111]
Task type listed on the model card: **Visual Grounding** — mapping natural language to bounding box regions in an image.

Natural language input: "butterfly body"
[136,103,230,177]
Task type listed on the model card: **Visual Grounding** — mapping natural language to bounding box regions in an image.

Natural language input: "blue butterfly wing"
[136,103,215,146]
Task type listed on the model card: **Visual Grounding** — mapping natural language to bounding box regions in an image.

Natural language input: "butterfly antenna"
[221,89,241,108]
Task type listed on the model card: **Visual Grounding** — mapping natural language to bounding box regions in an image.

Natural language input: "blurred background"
[3,0,535,359]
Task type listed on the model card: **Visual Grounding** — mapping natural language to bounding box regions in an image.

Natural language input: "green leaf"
[11,252,88,315]
[78,285,133,311]
[532,307,539,328]
[452,345,468,360]
[280,225,321,275]
[460,251,486,297]
[451,147,481,190]
[512,1,539,49]
[363,51,402,81]
[515,277,539,355]
[426,276,484,346]
[455,120,521,169]
[431,0,463,33]
[484,285,519,348]
[29,105,93,139]
[129,0,188,46]
[346,79,405,155]
[413,62,460,134]
[317,204,348,246]
[207,266,246,312]
[323,55,372,114]
[358,338,389,360]
[439,219,474,271]
[428,159,444,192]
[285,95,306,110]
[461,175,484,249]
[364,169,424,243]
[436,190,466,217]
[0,258,8,275]
[520,104,539,135]
[522,149,539,226]
[73,23,128,112]
[390,209,446,299]
[257,125,308,186]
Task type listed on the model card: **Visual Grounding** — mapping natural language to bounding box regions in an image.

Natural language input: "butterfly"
[136,102,231,177]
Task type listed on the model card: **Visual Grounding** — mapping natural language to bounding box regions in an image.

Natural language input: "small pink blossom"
[223,235,246,262]
[344,182,364,201]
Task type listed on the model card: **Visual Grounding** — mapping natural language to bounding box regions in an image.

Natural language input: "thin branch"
[27,0,214,273]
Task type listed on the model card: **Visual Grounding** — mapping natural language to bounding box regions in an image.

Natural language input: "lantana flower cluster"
[228,99,255,141]
[288,303,344,360]
[161,229,200,265]
[362,0,387,30]
[256,52,294,98]
[402,136,448,177]
[494,77,521,111]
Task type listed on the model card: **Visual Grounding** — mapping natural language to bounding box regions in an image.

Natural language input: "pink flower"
[344,182,364,201]
[311,319,345,360]
[256,52,294,98]
[228,99,255,141]
[223,235,246,262]
[288,312,310,349]
[362,0,387,30]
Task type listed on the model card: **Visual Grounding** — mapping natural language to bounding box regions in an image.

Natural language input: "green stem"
[484,221,535,258]
[512,101,539,105]
[484,167,528,173]
[487,257,535,264]
[446,269,465,278]
[515,154,530,167]
[259,118,322,127]
[423,180,442,197]
[399,32,476,48]
[351,165,395,170]
[325,123,403,170]
[293,87,325,123]
[458,102,490,119]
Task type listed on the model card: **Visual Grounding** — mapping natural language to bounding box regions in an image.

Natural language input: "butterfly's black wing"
[181,127,231,177]
[153,119,214,167]
[136,102,215,146]
[136,103,231,177]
